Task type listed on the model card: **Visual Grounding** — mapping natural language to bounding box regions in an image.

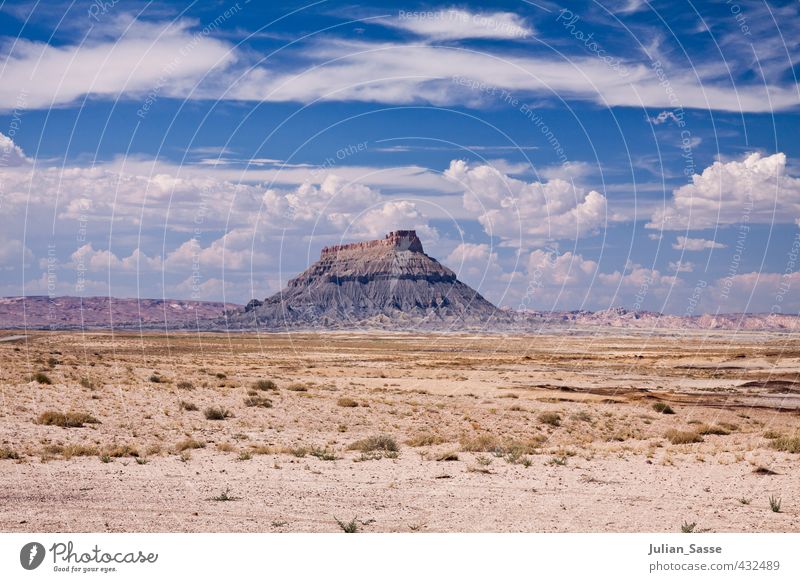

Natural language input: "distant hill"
[227,230,507,330]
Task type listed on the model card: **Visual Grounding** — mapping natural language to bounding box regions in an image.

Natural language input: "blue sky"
[0,0,798,313]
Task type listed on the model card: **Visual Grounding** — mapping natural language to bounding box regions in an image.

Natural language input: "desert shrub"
[79,377,95,389]
[286,383,308,392]
[33,372,52,385]
[149,374,163,383]
[310,447,338,461]
[334,516,359,533]
[61,444,99,459]
[215,372,227,379]
[763,430,783,440]
[176,381,194,390]
[347,434,398,453]
[103,444,139,458]
[665,429,703,445]
[769,496,782,513]
[436,451,459,461]
[0,447,20,460]
[252,380,277,391]
[771,435,800,453]
[336,397,358,408]
[179,400,198,411]
[652,402,675,414]
[244,395,273,408]
[571,411,592,422]
[405,432,446,447]
[37,411,99,428]
[175,438,205,452]
[697,424,730,436]
[538,412,561,427]
[459,434,499,452]
[203,406,231,420]
[216,442,236,452]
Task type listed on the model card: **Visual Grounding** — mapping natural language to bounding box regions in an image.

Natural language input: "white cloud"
[381,9,533,40]
[517,249,677,311]
[1,18,797,113]
[672,236,727,251]
[445,159,608,244]
[70,244,162,272]
[0,234,34,268]
[0,132,31,166]
[649,153,800,231]
[0,17,235,111]
[668,260,695,273]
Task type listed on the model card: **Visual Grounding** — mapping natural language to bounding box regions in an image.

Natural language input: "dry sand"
[1,329,799,532]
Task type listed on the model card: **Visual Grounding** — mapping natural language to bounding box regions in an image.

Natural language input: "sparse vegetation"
[36,411,99,428]
[697,424,731,436]
[334,516,359,533]
[33,372,52,385]
[770,435,800,453]
[347,434,398,453]
[436,451,459,461]
[769,496,782,513]
[149,374,163,383]
[310,447,338,461]
[175,438,205,452]
[652,402,675,414]
[286,383,308,392]
[244,395,273,408]
[176,381,194,390]
[538,412,561,427]
[405,432,446,447]
[179,400,199,411]
[665,429,703,445]
[252,380,277,391]
[681,521,697,533]
[0,447,20,460]
[203,406,232,420]
[210,488,239,502]
[336,397,358,408]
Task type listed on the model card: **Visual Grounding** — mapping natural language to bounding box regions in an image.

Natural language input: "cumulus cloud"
[0,235,34,268]
[520,249,677,310]
[672,236,727,251]
[445,159,608,244]
[649,152,800,231]
[0,132,30,166]
[70,244,162,272]
[380,8,533,40]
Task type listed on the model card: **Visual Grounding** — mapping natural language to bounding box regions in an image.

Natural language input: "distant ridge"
[0,296,237,329]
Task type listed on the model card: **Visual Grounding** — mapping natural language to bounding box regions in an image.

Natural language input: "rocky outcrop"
[229,230,505,330]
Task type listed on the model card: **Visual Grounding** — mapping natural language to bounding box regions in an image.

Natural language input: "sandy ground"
[1,329,799,532]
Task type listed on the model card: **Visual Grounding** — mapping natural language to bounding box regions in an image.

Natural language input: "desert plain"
[1,329,799,532]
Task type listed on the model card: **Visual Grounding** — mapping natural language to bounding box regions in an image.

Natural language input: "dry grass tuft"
[0,447,20,460]
[347,434,398,453]
[176,381,194,390]
[203,406,232,420]
[33,372,53,385]
[652,402,675,414]
[286,383,308,392]
[36,411,99,428]
[665,429,703,445]
[537,411,561,427]
[252,380,277,391]
[405,432,446,447]
[336,397,358,408]
[770,435,800,453]
[244,395,273,408]
[175,438,206,452]
[696,424,731,436]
